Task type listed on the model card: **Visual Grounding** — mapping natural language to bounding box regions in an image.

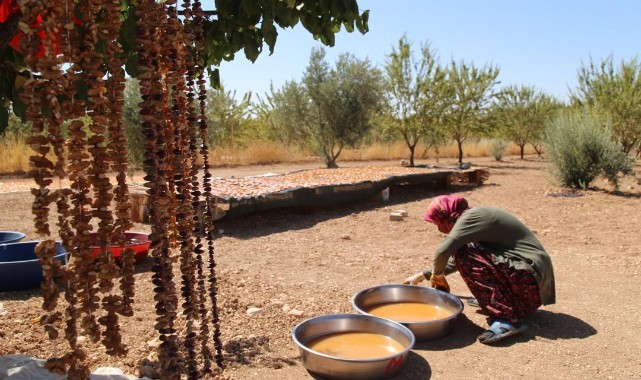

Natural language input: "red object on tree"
[8,13,53,58]
[2,0,75,58]
[0,0,19,23]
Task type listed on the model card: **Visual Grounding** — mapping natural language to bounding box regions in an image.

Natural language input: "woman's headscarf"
[424,195,470,233]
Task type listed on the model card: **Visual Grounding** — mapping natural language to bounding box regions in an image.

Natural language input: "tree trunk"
[533,144,543,158]
[520,144,525,159]
[326,146,341,168]
[457,140,464,164]
[409,144,416,166]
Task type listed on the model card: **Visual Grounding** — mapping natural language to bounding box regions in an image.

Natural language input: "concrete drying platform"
[130,165,489,222]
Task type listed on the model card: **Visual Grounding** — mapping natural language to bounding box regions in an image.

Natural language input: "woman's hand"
[429,274,450,293]
[402,272,426,285]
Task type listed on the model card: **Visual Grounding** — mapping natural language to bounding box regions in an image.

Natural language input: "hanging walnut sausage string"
[192,0,225,368]
[162,0,202,377]
[136,1,182,378]
[58,1,94,375]
[20,0,231,376]
[100,0,136,319]
[18,0,67,375]
[178,0,215,373]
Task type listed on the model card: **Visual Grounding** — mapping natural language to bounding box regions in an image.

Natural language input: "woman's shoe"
[478,320,527,344]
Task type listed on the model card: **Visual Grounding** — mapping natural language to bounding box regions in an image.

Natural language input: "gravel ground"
[1,156,640,380]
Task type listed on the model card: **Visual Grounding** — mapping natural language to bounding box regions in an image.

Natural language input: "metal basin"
[0,231,26,244]
[0,241,68,291]
[292,313,415,380]
[352,284,463,341]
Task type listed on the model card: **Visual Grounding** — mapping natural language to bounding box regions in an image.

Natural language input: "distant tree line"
[118,39,641,174]
[3,38,638,188]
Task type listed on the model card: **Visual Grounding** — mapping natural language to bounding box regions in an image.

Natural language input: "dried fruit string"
[19,0,133,375]
[96,0,130,356]
[56,0,93,376]
[18,0,69,375]
[19,0,226,376]
[136,0,182,377]
[160,0,201,377]
[102,0,137,320]
[192,0,225,368]
[180,0,216,374]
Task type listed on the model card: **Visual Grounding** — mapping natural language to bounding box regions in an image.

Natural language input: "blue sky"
[218,1,640,103]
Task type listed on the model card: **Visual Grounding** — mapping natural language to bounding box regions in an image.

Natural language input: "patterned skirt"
[453,244,542,323]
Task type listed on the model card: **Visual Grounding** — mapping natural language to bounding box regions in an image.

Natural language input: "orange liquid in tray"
[307,332,405,359]
[366,302,453,322]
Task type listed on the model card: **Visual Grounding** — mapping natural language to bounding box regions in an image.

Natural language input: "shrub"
[544,111,634,189]
[3,114,31,136]
[0,131,31,174]
[490,139,509,161]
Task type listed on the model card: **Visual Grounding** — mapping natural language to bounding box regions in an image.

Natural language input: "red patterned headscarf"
[424,195,470,233]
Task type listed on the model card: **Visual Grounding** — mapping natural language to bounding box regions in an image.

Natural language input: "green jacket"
[431,207,556,305]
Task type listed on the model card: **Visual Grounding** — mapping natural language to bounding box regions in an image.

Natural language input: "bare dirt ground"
[1,156,641,380]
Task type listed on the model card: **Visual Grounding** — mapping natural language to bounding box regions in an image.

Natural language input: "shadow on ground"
[527,310,597,340]
[215,184,479,240]
[413,314,484,352]
[457,309,597,348]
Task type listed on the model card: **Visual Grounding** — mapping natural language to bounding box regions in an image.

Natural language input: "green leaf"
[95,37,107,55]
[9,75,27,120]
[0,76,9,100]
[124,51,139,78]
[119,8,138,53]
[209,68,221,89]
[320,0,331,14]
[263,0,276,19]
[300,12,320,34]
[13,74,27,92]
[322,26,335,47]
[343,0,359,15]
[0,107,8,133]
[4,50,27,72]
[261,20,278,54]
[74,80,90,104]
[331,0,346,14]
[339,20,351,33]
[290,12,300,26]
[356,9,369,34]
[230,30,244,51]
[241,0,261,17]
[275,3,293,27]
[243,31,261,62]
[11,95,27,120]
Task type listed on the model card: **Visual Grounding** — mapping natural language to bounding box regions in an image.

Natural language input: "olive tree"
[441,60,500,164]
[570,56,641,155]
[302,47,384,168]
[492,85,561,159]
[255,81,310,146]
[384,36,448,166]
[122,78,144,168]
[204,86,252,153]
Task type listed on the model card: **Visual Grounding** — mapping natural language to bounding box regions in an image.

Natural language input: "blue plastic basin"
[0,241,68,292]
[0,231,27,244]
